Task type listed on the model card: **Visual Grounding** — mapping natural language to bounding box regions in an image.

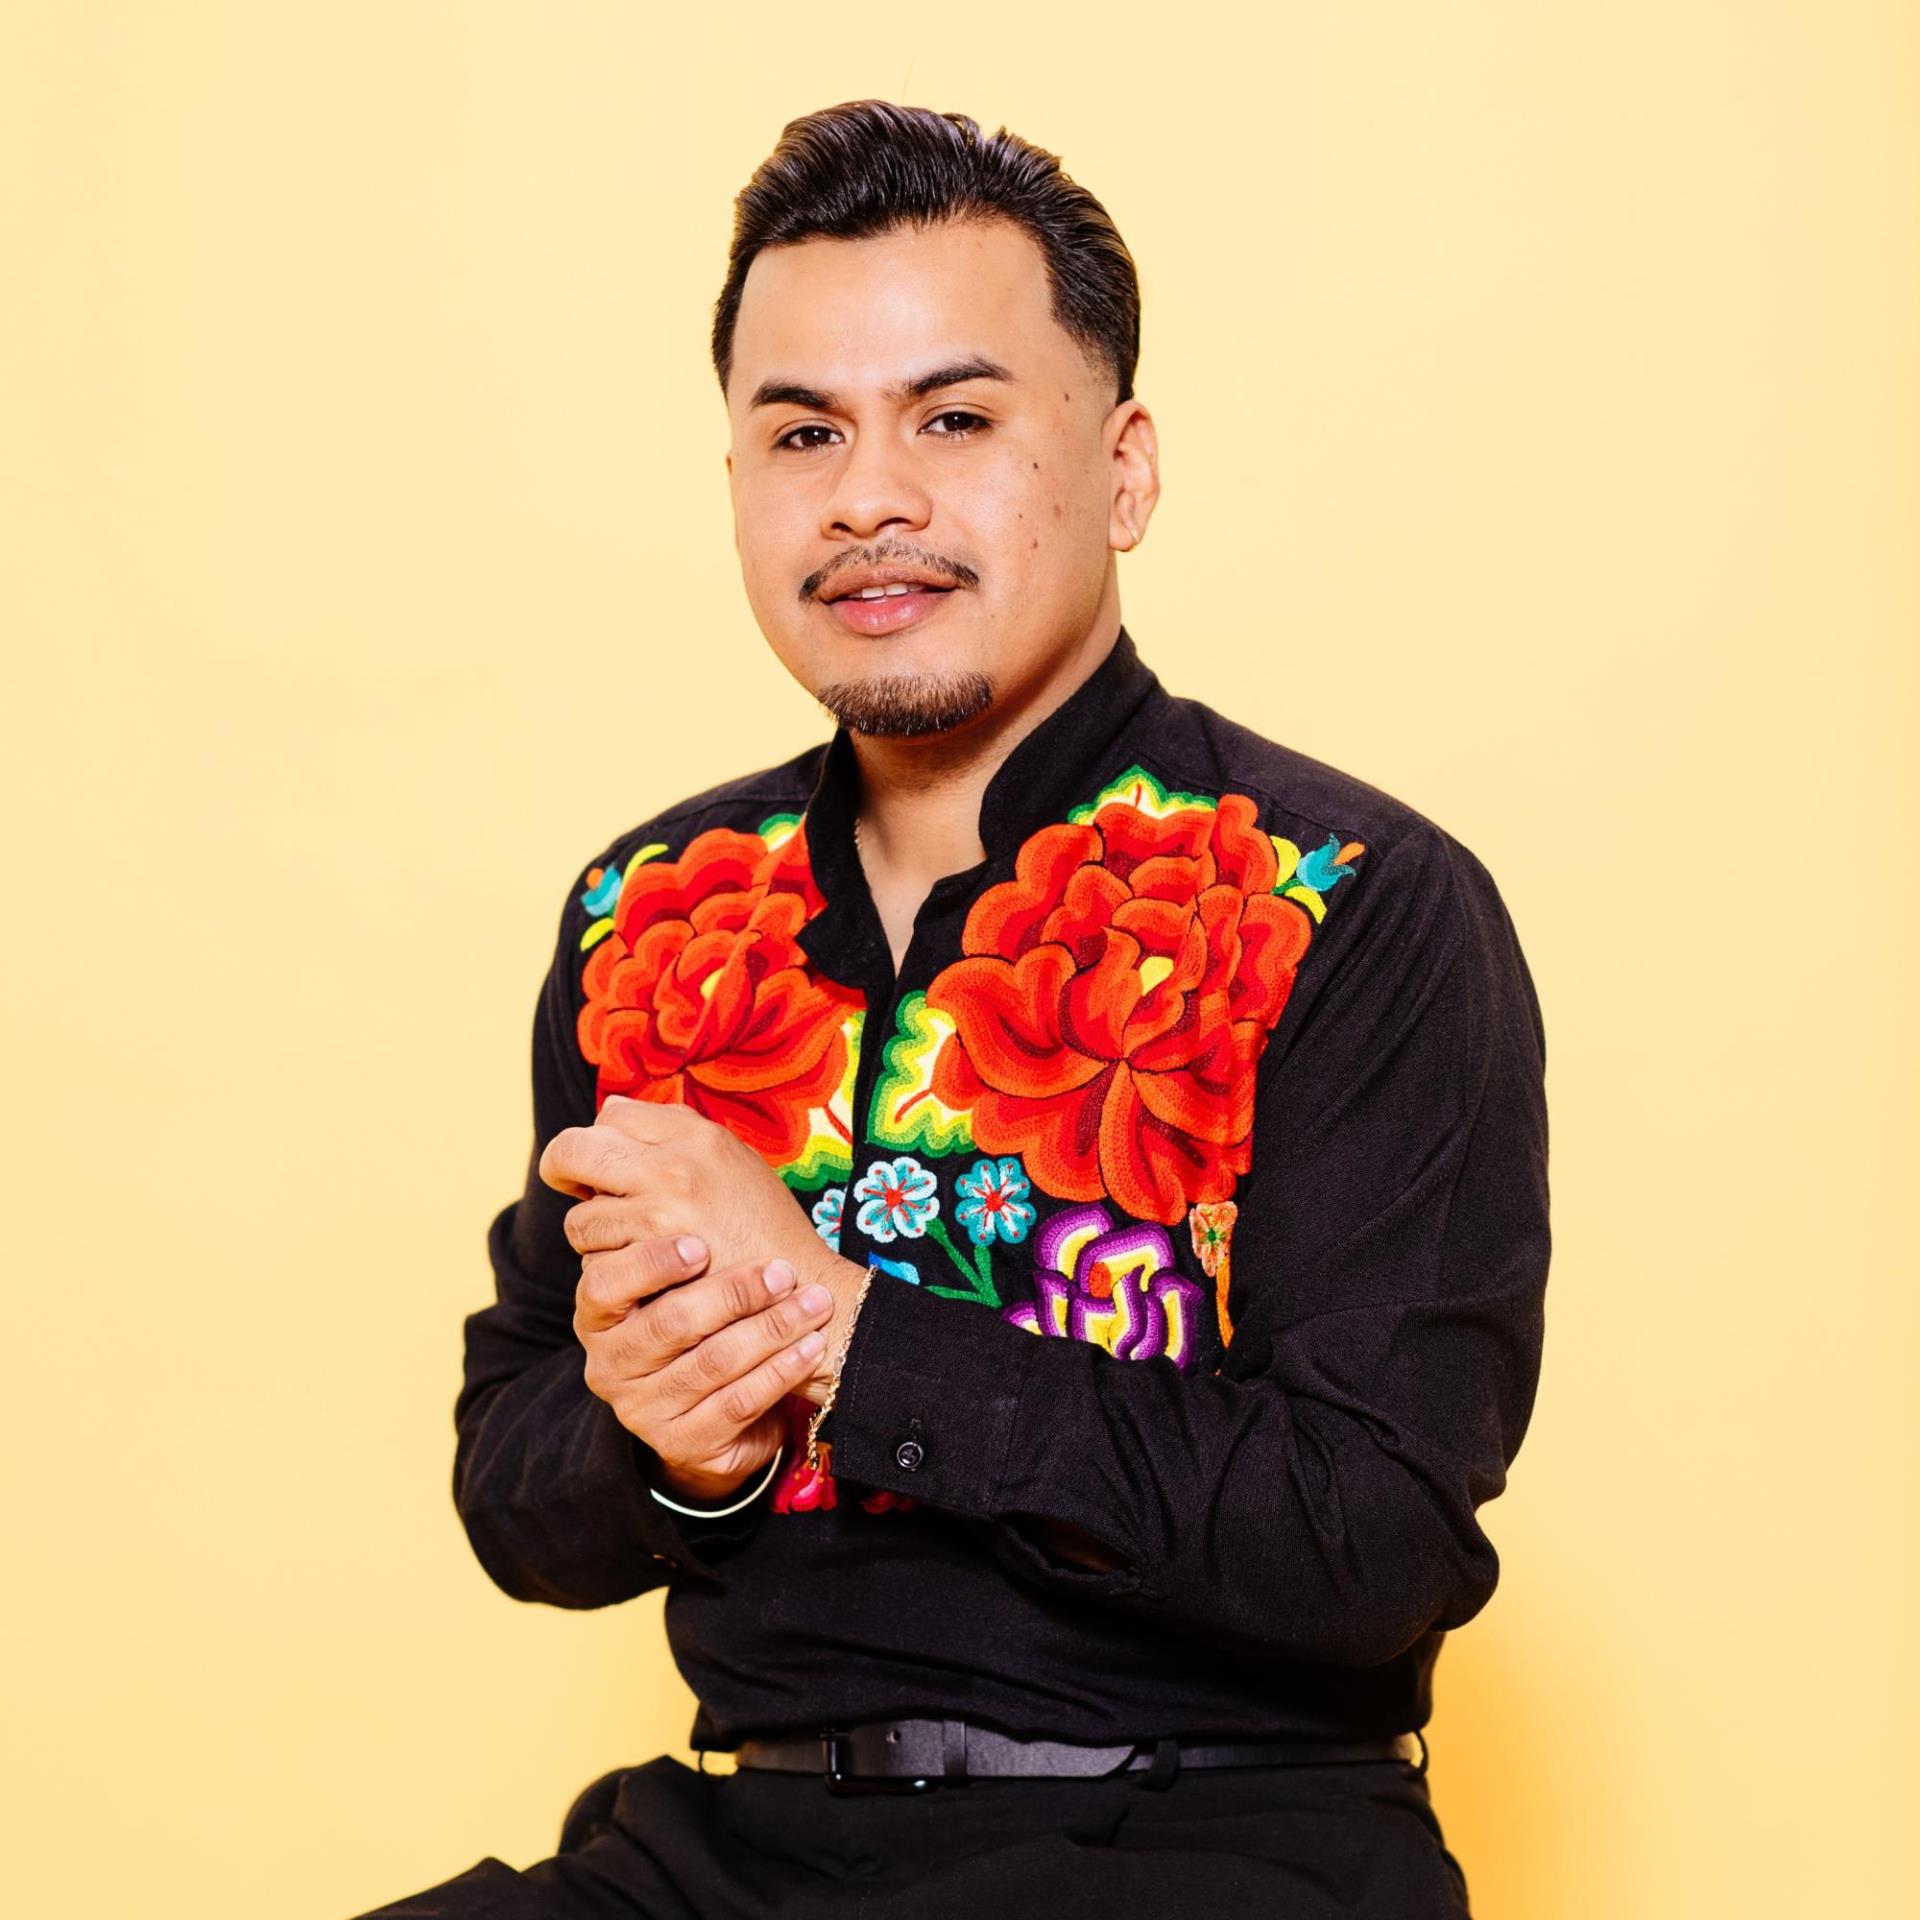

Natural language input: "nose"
[821,429,932,542]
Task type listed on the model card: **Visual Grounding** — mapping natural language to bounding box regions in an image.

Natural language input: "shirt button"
[894,1437,925,1471]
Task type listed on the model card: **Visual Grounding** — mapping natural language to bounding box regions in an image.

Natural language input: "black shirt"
[453,625,1551,1753]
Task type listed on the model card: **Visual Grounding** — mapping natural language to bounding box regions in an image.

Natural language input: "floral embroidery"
[810,1186,845,1251]
[1268,829,1364,924]
[852,1154,940,1240]
[866,991,974,1153]
[576,816,862,1183]
[1003,1203,1204,1370]
[954,1156,1036,1247]
[923,770,1365,1225]
[1187,1200,1238,1345]
[578,844,665,940]
[573,762,1366,1523]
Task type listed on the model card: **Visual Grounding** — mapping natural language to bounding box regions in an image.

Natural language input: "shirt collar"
[796,624,1163,974]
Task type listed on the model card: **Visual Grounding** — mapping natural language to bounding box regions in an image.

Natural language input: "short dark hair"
[712,100,1140,407]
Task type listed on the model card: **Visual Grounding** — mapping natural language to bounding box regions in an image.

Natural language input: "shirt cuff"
[822,1271,1034,1516]
[625,1425,771,1575]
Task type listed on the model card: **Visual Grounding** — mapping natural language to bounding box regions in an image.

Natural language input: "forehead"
[729,217,1076,403]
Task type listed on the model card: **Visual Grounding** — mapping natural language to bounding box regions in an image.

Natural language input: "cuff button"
[894,1437,925,1471]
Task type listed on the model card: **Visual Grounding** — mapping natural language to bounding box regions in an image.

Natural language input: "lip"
[822,585,958,637]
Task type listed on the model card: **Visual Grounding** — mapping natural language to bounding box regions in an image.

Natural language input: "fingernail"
[798,1330,826,1358]
[799,1284,831,1312]
[764,1258,795,1294]
[677,1235,706,1265]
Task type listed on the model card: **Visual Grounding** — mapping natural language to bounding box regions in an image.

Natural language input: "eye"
[925,409,989,438]
[773,423,840,453]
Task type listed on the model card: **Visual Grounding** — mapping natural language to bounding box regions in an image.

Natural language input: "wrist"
[642,1449,755,1507]
[797,1253,874,1408]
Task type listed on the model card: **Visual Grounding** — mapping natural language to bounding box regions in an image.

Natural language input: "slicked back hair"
[712,100,1140,409]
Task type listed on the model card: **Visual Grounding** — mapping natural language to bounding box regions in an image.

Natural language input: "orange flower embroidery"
[923,792,1322,1225]
[577,821,861,1166]
[1189,1199,1239,1345]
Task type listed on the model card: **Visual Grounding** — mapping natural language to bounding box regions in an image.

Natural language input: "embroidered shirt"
[453,625,1552,1753]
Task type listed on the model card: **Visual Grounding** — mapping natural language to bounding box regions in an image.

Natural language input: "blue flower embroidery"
[809,1186,844,1252]
[579,862,623,918]
[953,1155,1036,1247]
[867,1253,923,1285]
[852,1154,940,1242]
[1294,832,1359,894]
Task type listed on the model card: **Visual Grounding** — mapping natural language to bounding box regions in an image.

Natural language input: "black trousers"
[351,1749,1472,1918]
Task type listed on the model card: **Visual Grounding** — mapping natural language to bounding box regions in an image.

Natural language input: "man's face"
[723,216,1155,739]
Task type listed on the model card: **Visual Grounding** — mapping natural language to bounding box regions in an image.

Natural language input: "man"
[359,98,1548,1919]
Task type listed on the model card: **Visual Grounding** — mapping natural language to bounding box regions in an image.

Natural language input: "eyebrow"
[747,355,1017,413]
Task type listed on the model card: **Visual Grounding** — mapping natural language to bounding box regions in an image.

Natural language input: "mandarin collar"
[796,624,1163,978]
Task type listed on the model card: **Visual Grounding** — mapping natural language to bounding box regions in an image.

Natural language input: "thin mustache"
[802,550,981,600]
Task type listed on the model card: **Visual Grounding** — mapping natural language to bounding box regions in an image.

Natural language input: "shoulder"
[601,738,826,862]
[555,739,828,938]
[1130,687,1498,953]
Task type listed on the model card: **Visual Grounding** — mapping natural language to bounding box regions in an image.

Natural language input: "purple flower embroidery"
[1003,1203,1204,1369]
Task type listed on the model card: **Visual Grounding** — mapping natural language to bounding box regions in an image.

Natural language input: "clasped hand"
[538,1095,867,1501]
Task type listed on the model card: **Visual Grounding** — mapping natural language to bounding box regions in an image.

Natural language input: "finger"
[666,1322,829,1459]
[574,1233,710,1337]
[597,1094,706,1146]
[539,1121,647,1201]
[676,1327,828,1451]
[563,1193,662,1256]
[645,1270,835,1418]
[608,1255,803,1377]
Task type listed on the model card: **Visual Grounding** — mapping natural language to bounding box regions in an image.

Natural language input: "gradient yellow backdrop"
[4,5,1913,1915]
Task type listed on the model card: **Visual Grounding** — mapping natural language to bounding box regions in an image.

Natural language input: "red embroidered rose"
[923,793,1314,1224]
[578,822,860,1165]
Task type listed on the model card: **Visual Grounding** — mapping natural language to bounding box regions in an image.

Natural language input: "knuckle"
[564,1202,610,1253]
[645,1294,689,1350]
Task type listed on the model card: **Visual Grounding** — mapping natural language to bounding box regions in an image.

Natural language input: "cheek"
[987,463,1104,577]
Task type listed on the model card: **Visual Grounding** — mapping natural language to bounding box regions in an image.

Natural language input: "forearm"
[821,1273,1532,1669]
[454,1338,761,1607]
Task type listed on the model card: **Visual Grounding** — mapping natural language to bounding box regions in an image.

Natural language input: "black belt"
[726,1717,1427,1794]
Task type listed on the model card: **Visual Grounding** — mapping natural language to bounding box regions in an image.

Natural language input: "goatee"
[814,669,996,739]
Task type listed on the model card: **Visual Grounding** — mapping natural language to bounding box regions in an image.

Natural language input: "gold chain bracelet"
[805,1263,875,1476]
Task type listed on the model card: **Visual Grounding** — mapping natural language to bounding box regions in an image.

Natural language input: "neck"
[849,616,1120,888]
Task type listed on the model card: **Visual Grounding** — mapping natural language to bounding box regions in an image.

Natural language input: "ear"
[1106,400,1160,552]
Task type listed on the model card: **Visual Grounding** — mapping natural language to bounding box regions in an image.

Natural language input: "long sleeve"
[451,850,769,1609]
[822,822,1551,1669]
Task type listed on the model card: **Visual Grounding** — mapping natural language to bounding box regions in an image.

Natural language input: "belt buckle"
[821,1727,938,1795]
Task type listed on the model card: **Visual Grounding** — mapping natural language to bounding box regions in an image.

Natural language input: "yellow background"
[4,5,1913,1914]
